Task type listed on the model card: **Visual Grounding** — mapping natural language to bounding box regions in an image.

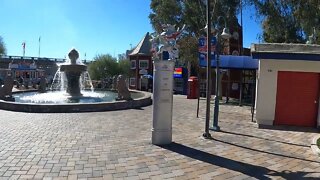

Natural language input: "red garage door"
[275,71,319,127]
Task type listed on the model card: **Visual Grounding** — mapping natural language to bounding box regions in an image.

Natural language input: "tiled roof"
[129,32,151,56]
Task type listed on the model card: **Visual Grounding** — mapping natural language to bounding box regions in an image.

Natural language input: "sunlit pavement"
[0,95,319,179]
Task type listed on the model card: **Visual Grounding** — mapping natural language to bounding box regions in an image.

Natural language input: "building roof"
[129,32,151,56]
[251,43,320,61]
[251,43,320,54]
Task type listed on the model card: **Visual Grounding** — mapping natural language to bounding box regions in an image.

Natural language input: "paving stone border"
[0,90,152,113]
[311,134,320,156]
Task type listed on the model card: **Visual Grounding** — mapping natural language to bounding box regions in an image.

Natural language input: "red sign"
[174,67,183,78]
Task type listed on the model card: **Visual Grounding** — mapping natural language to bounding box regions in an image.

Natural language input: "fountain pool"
[13,90,144,104]
[0,48,152,113]
[0,89,151,113]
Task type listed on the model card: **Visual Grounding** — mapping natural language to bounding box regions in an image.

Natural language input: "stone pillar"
[65,71,82,97]
[152,60,174,145]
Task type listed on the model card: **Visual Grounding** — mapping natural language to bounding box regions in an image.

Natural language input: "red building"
[129,32,153,90]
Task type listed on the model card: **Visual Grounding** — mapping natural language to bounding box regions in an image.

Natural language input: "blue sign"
[199,52,216,67]
[198,36,217,67]
[198,36,217,53]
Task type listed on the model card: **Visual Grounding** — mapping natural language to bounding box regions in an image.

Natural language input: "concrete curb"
[311,134,320,156]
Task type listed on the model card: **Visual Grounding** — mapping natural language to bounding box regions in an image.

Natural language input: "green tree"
[177,35,199,74]
[88,54,120,80]
[248,0,320,44]
[118,59,132,77]
[0,36,6,55]
[149,0,183,33]
[149,0,242,75]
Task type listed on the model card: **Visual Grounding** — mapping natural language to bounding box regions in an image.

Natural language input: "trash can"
[187,76,199,99]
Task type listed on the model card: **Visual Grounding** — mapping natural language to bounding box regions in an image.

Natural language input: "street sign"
[198,36,217,53]
[198,36,216,67]
[199,52,215,67]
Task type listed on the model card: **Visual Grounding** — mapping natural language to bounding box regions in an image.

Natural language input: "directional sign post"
[198,36,217,53]
[198,36,217,67]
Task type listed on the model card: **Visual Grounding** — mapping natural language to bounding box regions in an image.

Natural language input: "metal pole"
[22,42,25,57]
[240,0,243,55]
[38,36,41,58]
[212,34,220,131]
[203,0,212,138]
[239,70,243,106]
[197,93,200,118]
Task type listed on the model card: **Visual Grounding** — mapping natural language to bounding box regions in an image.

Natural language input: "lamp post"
[211,16,231,131]
[203,0,212,139]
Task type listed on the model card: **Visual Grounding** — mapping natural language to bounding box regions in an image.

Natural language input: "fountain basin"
[59,64,88,97]
[0,90,152,113]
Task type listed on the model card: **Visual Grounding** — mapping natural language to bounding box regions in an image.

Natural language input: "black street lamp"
[211,16,231,131]
[203,0,212,139]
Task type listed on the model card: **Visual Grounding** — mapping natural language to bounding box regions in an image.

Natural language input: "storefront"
[198,55,258,104]
[0,61,45,86]
[173,67,188,94]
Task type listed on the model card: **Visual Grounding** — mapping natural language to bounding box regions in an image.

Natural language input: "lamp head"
[220,28,231,39]
[202,24,208,31]
[202,24,217,34]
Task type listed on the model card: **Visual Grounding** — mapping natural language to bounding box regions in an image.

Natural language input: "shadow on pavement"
[220,130,310,148]
[212,138,320,164]
[159,142,319,180]
[258,124,320,133]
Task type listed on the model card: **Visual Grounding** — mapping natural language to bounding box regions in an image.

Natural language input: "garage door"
[274,71,319,127]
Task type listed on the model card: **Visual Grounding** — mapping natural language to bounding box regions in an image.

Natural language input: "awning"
[199,55,258,70]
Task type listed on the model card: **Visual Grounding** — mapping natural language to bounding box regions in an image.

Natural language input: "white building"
[251,43,320,128]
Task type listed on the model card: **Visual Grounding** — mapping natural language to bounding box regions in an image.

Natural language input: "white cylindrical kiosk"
[152,60,174,145]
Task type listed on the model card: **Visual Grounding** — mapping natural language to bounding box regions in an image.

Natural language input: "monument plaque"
[152,60,174,145]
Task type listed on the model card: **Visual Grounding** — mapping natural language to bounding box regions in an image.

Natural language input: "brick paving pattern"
[0,95,319,179]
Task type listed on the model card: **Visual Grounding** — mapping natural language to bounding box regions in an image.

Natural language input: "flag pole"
[38,36,41,58]
[22,42,25,57]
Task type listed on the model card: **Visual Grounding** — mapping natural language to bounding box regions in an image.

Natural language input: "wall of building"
[256,59,320,125]
[129,55,152,90]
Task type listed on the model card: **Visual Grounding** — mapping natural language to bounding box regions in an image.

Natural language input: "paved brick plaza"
[0,95,320,179]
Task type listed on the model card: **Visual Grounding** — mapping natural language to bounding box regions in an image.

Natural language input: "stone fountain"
[0,48,152,113]
[59,48,87,97]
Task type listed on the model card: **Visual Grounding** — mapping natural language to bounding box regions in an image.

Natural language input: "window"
[139,60,149,69]
[130,78,136,86]
[130,60,136,69]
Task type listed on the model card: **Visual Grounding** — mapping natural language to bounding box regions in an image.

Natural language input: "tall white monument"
[151,24,184,145]
[152,60,174,145]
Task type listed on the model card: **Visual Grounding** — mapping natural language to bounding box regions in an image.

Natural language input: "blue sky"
[0,0,262,60]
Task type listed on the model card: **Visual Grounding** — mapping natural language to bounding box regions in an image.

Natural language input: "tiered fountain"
[59,48,87,97]
[0,49,152,113]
